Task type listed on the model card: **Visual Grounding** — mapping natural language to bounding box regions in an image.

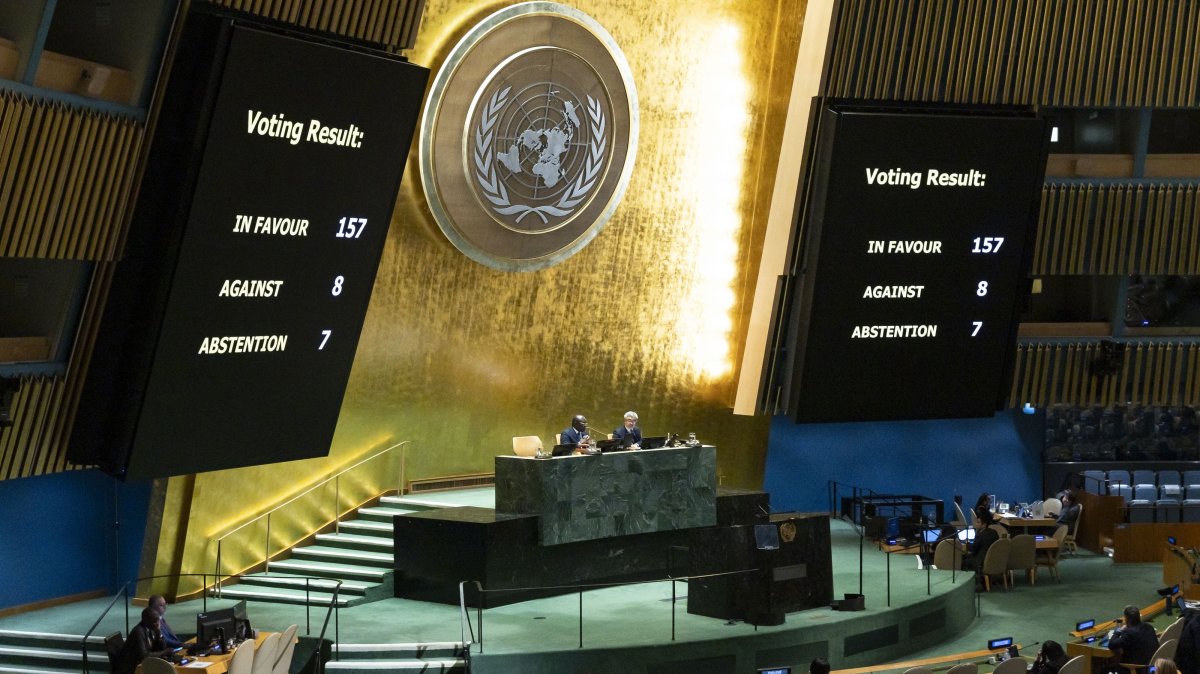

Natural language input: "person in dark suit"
[560,414,590,448]
[1108,605,1160,666]
[612,411,642,448]
[1174,608,1200,674]
[149,595,183,649]
[962,509,1000,573]
[114,608,170,674]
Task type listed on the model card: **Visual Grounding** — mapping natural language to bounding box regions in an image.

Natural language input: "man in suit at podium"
[561,414,590,447]
[613,411,642,448]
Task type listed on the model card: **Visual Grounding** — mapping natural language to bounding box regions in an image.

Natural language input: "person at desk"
[1057,493,1081,527]
[560,414,593,453]
[114,607,171,674]
[962,509,1000,574]
[613,411,642,449]
[1108,605,1159,667]
[1030,640,1068,674]
[149,594,183,649]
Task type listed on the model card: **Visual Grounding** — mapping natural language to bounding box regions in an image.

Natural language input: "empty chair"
[1184,470,1200,490]
[993,657,1027,674]
[980,537,1012,591]
[271,624,299,674]
[1188,485,1200,501]
[901,668,933,674]
[1059,656,1086,674]
[1128,501,1156,523]
[1006,534,1038,585]
[952,501,970,528]
[227,640,256,674]
[512,435,543,457]
[946,663,978,674]
[1109,469,1132,490]
[103,632,124,674]
[1162,617,1185,644]
[932,538,957,570]
[1042,497,1063,518]
[1184,499,1200,523]
[1131,485,1158,503]
[1161,484,1183,500]
[1081,470,1107,494]
[1132,469,1157,489]
[1157,499,1182,524]
[141,659,177,674]
[250,632,281,674]
[1160,470,1182,490]
[1113,484,1133,503]
[1036,526,1067,581]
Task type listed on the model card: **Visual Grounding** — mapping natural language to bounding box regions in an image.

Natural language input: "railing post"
[215,542,222,596]
[335,476,340,535]
[578,589,583,649]
[265,514,271,574]
[305,579,311,634]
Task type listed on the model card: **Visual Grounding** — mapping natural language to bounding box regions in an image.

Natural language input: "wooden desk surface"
[999,516,1058,528]
[140,632,274,674]
[832,646,1017,674]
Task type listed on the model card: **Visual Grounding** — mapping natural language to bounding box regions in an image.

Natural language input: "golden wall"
[152,0,807,587]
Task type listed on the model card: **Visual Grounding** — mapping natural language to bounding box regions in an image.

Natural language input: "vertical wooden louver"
[826,0,1200,106]
[207,0,427,51]
[0,93,143,261]
[0,93,143,479]
[1033,184,1200,276]
[1009,341,1200,409]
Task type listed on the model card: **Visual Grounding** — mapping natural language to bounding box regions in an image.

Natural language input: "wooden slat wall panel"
[827,0,1200,106]
[0,93,143,261]
[0,260,117,479]
[1031,183,1200,276]
[208,0,425,50]
[1009,341,1200,409]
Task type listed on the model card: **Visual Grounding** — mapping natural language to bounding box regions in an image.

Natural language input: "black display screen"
[785,106,1046,423]
[71,19,428,479]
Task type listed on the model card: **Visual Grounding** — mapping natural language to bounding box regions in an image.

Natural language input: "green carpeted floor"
[0,491,1169,669]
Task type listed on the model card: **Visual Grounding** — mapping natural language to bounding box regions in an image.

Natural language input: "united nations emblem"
[420,3,638,271]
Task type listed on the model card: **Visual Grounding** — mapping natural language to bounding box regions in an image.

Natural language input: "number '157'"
[972,236,1004,253]
[336,217,367,238]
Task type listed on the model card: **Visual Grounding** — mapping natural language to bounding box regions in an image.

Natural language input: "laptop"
[641,436,668,449]
[595,438,624,452]
[551,443,578,456]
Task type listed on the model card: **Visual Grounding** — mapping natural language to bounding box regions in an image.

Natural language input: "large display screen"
[784,106,1046,423]
[70,18,428,479]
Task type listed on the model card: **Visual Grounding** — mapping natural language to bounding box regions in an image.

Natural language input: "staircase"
[326,642,467,673]
[217,496,442,608]
[0,630,106,674]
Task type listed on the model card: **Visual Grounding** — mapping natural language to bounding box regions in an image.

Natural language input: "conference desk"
[997,515,1058,531]
[495,444,717,545]
[137,632,276,674]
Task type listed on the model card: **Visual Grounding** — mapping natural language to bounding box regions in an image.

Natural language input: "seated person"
[961,509,1000,573]
[560,414,593,453]
[612,411,642,448]
[114,607,172,674]
[810,658,831,674]
[1108,605,1159,666]
[149,594,184,649]
[1056,493,1081,527]
[1030,640,1068,674]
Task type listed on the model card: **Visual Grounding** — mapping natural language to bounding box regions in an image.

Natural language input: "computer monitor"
[641,436,667,450]
[196,607,239,648]
[595,438,624,453]
[956,528,976,542]
[551,443,578,457]
[922,528,941,544]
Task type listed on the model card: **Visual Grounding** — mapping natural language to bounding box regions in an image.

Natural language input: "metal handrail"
[212,441,409,587]
[80,574,212,674]
[456,568,760,654]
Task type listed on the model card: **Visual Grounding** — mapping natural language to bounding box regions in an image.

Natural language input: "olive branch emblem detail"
[473,86,607,224]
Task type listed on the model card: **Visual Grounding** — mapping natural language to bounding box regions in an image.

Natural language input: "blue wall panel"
[763,410,1045,518]
[0,470,150,610]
